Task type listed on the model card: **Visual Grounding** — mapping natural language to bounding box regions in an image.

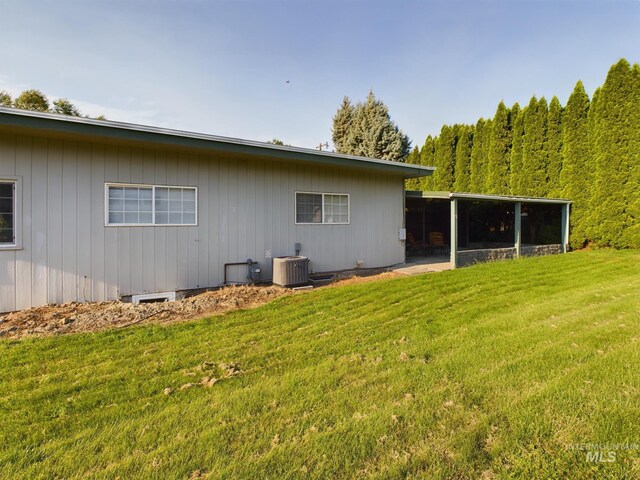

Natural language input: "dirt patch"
[0,270,404,340]
[0,285,290,340]
[328,271,402,286]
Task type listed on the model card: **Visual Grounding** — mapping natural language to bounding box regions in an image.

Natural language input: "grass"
[1,250,639,479]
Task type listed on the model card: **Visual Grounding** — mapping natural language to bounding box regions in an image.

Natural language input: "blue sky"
[1,0,639,149]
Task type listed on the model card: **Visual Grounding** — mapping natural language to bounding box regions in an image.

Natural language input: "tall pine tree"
[559,81,591,249]
[520,96,549,197]
[485,101,512,194]
[546,96,563,196]
[591,59,640,247]
[454,125,474,192]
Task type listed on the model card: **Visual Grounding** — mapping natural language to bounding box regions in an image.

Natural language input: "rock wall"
[521,244,563,257]
[457,247,517,267]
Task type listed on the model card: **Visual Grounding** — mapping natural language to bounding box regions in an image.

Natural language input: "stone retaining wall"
[457,247,517,267]
[521,244,562,257]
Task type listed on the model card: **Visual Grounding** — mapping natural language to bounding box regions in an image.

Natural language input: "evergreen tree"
[480,119,493,193]
[404,146,421,190]
[454,125,473,192]
[626,63,640,247]
[510,104,524,195]
[469,119,487,193]
[419,136,436,191]
[431,125,457,190]
[546,96,563,196]
[591,59,640,247]
[13,89,49,112]
[331,97,354,153]
[559,81,591,249]
[583,87,601,242]
[520,96,549,197]
[331,91,410,161]
[485,101,512,194]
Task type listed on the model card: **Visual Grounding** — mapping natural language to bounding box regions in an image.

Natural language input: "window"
[295,192,349,224]
[0,182,15,244]
[108,185,153,225]
[106,184,197,226]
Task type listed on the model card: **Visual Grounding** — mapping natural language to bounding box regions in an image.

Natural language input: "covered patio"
[405,191,570,268]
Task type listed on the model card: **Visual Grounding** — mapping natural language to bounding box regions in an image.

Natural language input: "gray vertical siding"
[0,133,405,311]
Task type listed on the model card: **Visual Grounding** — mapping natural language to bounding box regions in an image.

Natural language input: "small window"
[106,184,197,226]
[108,186,153,225]
[155,187,196,225]
[295,192,349,224]
[0,182,15,244]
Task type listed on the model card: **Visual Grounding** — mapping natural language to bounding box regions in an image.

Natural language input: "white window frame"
[0,176,22,250]
[105,183,198,227]
[294,191,350,225]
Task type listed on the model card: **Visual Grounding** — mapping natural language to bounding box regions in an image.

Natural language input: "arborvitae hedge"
[469,119,487,192]
[419,136,436,191]
[509,105,524,195]
[405,58,640,249]
[485,101,512,195]
[454,125,473,192]
[560,81,591,249]
[521,96,549,197]
[431,125,457,191]
[591,59,640,248]
[404,146,421,190]
[546,96,563,197]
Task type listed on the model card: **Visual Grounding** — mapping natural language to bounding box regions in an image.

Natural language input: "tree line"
[405,58,640,250]
[0,88,105,119]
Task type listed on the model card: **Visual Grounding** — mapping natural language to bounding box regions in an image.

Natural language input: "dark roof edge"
[0,107,434,178]
[405,190,571,204]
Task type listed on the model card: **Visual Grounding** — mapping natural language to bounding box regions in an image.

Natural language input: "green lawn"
[1,250,639,479]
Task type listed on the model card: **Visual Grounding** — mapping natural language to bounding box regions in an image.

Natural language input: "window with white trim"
[106,184,197,226]
[295,192,349,224]
[0,181,15,244]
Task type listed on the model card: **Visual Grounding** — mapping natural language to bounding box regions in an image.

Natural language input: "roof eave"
[0,107,433,178]
[406,190,571,204]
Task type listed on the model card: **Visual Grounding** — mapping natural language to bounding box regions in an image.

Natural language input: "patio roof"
[406,190,571,205]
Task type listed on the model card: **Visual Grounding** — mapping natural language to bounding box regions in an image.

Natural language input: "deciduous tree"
[13,89,49,112]
[0,91,11,107]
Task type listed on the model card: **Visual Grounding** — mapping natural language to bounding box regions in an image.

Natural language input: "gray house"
[0,107,433,312]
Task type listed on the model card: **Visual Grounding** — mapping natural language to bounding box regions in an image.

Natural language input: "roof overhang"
[406,190,571,204]
[0,107,434,179]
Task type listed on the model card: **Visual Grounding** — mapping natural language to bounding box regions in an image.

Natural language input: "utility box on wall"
[272,256,310,287]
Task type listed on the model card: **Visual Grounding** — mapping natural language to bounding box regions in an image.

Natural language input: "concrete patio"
[392,256,452,275]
